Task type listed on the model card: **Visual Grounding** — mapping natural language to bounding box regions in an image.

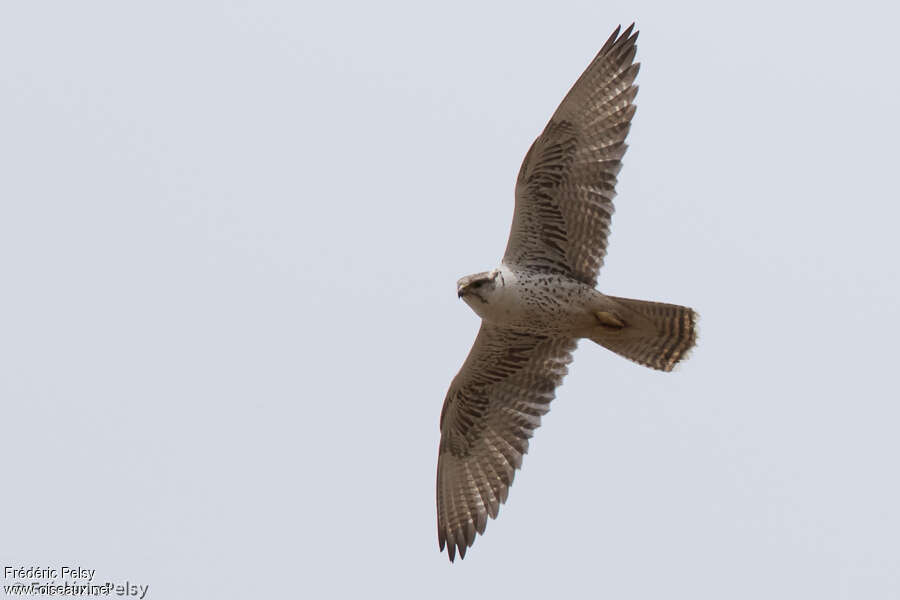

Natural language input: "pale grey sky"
[2,1,899,598]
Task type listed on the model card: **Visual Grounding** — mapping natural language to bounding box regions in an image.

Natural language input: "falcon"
[436,24,698,561]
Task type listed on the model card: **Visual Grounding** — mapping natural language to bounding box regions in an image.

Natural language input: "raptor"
[436,24,698,561]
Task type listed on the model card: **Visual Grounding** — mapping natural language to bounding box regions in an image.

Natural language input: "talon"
[595,311,625,328]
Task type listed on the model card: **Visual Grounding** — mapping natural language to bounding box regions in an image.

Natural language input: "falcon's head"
[457,270,501,306]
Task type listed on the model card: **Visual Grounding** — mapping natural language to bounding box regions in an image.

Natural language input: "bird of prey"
[436,24,697,561]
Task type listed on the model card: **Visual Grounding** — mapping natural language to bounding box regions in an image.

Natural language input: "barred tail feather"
[590,296,697,371]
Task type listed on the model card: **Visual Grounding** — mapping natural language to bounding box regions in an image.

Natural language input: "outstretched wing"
[503,24,640,286]
[437,323,576,561]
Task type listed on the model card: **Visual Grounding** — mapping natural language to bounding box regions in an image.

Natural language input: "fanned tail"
[589,296,697,371]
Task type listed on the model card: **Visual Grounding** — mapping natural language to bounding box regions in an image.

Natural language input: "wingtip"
[600,25,622,53]
[601,23,639,57]
[440,528,477,563]
[616,23,639,50]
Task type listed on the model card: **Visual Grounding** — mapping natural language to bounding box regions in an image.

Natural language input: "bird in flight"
[436,24,697,561]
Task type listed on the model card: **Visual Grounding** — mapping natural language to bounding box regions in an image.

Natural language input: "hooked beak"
[457,287,465,298]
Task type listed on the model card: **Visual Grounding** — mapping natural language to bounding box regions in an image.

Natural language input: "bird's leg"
[594,311,625,329]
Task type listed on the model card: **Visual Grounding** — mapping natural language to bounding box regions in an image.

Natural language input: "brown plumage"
[437,24,698,562]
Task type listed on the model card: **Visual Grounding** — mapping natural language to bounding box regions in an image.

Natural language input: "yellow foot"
[594,311,625,329]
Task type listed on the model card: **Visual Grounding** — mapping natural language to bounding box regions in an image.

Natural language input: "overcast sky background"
[2,1,899,598]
